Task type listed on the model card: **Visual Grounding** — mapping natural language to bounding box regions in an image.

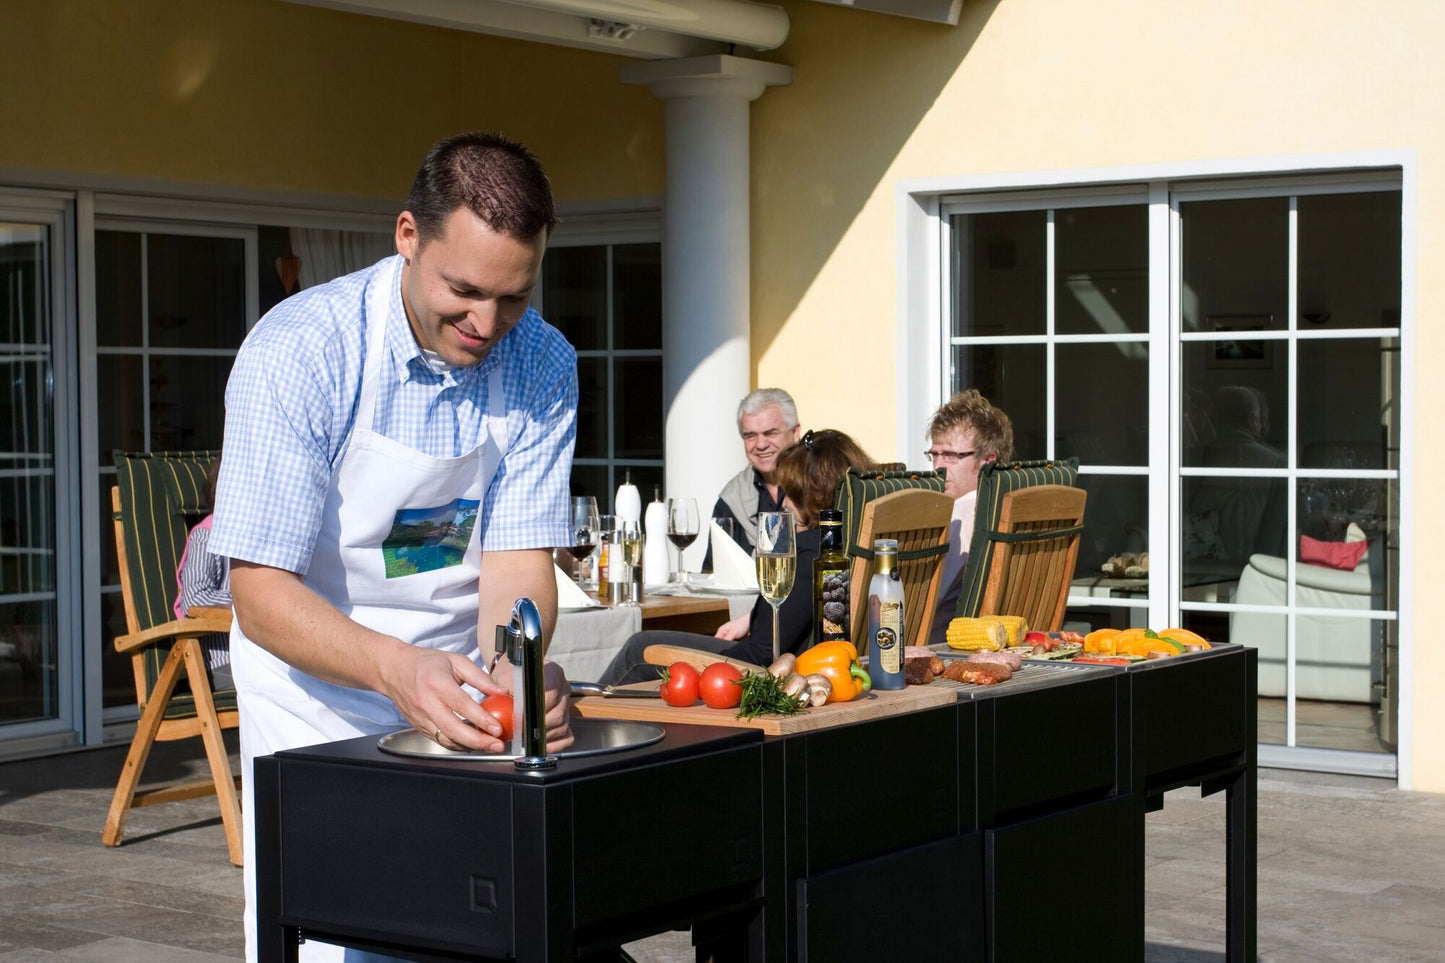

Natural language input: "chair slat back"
[845,488,955,656]
[834,467,947,559]
[956,458,1082,625]
[111,450,220,703]
[978,485,1088,632]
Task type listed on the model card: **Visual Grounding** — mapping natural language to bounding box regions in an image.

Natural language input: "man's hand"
[714,613,750,641]
[377,645,511,753]
[492,658,575,753]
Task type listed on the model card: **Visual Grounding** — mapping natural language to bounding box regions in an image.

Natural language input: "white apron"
[233,257,509,962]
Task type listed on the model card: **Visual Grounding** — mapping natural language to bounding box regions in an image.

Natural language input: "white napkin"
[553,563,601,608]
[708,520,760,591]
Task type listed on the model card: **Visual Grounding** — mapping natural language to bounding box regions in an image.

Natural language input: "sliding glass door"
[0,195,77,741]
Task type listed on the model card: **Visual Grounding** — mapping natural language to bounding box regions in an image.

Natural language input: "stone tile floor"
[3,734,1444,961]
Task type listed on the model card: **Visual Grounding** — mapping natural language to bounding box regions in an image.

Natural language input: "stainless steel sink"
[377,717,664,762]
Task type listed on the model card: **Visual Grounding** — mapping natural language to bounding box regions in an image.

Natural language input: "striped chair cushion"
[954,458,1081,619]
[112,450,229,718]
[834,467,948,560]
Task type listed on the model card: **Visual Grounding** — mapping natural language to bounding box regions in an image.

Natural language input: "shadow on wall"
[751,0,1003,357]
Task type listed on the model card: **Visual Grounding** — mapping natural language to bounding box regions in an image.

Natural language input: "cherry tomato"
[699,662,744,709]
[661,662,701,707]
[480,693,515,741]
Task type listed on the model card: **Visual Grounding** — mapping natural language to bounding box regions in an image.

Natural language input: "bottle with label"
[866,538,905,690]
[813,509,851,647]
[596,514,617,599]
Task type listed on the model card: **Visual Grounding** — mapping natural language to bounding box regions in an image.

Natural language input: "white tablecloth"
[547,592,757,683]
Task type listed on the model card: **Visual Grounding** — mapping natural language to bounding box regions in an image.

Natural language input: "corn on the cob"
[980,615,1029,646]
[946,617,1007,650]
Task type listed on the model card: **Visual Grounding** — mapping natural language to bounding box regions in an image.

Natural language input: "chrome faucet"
[499,597,556,771]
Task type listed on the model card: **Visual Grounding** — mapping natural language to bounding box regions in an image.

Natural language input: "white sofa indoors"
[1229,552,1377,703]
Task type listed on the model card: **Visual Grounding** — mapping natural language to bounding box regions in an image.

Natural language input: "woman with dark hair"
[598,429,877,685]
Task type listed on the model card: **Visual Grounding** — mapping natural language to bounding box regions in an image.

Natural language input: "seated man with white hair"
[710,388,801,554]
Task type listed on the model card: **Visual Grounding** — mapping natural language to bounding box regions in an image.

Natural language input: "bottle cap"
[873,538,899,553]
[820,509,843,524]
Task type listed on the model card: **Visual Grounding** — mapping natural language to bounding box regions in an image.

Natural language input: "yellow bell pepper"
[795,641,871,704]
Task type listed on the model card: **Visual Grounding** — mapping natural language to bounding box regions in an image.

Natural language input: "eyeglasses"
[924,448,976,464]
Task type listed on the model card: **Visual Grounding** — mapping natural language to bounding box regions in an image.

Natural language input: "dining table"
[546,587,757,683]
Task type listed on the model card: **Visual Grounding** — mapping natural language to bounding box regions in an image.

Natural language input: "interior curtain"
[290,228,394,290]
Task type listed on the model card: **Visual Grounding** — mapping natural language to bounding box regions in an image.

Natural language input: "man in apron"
[210,132,577,961]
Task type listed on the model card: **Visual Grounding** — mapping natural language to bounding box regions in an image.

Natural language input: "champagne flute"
[666,497,700,584]
[569,496,600,588]
[617,519,643,606]
[754,511,797,662]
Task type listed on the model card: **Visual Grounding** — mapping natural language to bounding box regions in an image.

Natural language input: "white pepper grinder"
[615,470,641,525]
[643,486,670,587]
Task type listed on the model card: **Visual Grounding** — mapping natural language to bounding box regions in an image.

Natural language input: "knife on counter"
[570,681,662,699]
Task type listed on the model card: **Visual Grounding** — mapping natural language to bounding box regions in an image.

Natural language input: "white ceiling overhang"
[281,0,959,61]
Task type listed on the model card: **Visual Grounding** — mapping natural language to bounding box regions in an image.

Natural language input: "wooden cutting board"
[571,683,956,736]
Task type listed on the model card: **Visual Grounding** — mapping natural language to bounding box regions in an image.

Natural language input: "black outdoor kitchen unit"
[253,645,1256,962]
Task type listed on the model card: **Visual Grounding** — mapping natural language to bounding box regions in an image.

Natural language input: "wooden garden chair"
[955,459,1086,633]
[103,450,242,865]
[843,487,955,657]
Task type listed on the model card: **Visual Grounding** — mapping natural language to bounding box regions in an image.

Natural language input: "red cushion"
[1299,535,1368,571]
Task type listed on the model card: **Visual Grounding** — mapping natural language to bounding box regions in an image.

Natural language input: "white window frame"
[0,190,81,754]
[540,210,664,495]
[897,150,1417,788]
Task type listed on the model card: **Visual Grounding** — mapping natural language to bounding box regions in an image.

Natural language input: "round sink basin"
[377,717,665,762]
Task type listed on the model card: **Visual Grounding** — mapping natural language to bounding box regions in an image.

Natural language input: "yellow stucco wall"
[0,0,665,202]
[755,0,1444,789]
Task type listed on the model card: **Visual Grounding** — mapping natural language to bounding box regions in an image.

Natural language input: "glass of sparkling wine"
[754,511,797,662]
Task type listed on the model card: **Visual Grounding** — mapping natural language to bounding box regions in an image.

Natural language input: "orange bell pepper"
[795,641,871,704]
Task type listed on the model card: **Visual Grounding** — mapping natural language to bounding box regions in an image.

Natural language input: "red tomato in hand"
[661,662,701,707]
[699,662,744,709]
[480,693,515,741]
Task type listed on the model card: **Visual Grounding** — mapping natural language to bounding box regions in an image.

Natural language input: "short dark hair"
[406,132,557,243]
[772,429,878,529]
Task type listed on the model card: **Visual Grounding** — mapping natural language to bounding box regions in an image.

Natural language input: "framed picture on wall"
[1207,314,1274,369]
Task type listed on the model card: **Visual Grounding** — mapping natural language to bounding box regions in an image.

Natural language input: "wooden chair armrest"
[114,614,234,654]
[187,605,233,620]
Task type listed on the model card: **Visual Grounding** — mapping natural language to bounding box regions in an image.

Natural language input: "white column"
[620,55,791,563]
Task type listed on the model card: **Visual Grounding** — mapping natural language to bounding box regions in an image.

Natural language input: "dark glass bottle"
[813,509,851,647]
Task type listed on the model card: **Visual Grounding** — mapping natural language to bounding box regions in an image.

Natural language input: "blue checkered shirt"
[210,255,577,575]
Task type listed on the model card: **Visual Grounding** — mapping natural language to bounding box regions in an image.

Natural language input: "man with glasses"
[711,388,801,554]
[924,389,1015,645]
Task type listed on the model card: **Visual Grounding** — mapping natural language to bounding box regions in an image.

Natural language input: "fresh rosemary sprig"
[735,671,806,719]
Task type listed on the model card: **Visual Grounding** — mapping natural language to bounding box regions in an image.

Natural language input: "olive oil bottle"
[866,539,905,689]
[813,509,850,647]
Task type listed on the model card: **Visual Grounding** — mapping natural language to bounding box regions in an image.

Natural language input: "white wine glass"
[754,511,797,662]
[569,496,600,587]
[666,497,700,584]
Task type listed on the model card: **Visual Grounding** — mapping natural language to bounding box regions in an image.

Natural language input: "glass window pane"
[1297,192,1401,330]
[0,358,53,465]
[575,357,607,460]
[1298,478,1396,613]
[0,474,55,596]
[613,244,661,350]
[1182,475,1288,591]
[1297,337,1399,470]
[1181,197,1288,333]
[1055,343,1149,465]
[614,358,662,459]
[951,343,1045,458]
[97,356,144,465]
[99,479,120,588]
[149,355,231,452]
[951,210,1046,338]
[1055,205,1148,335]
[0,599,58,724]
[95,230,142,347]
[570,463,610,504]
[616,464,665,506]
[1181,343,1287,468]
[541,246,607,351]
[1072,474,1149,596]
[147,234,246,350]
[100,589,133,709]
